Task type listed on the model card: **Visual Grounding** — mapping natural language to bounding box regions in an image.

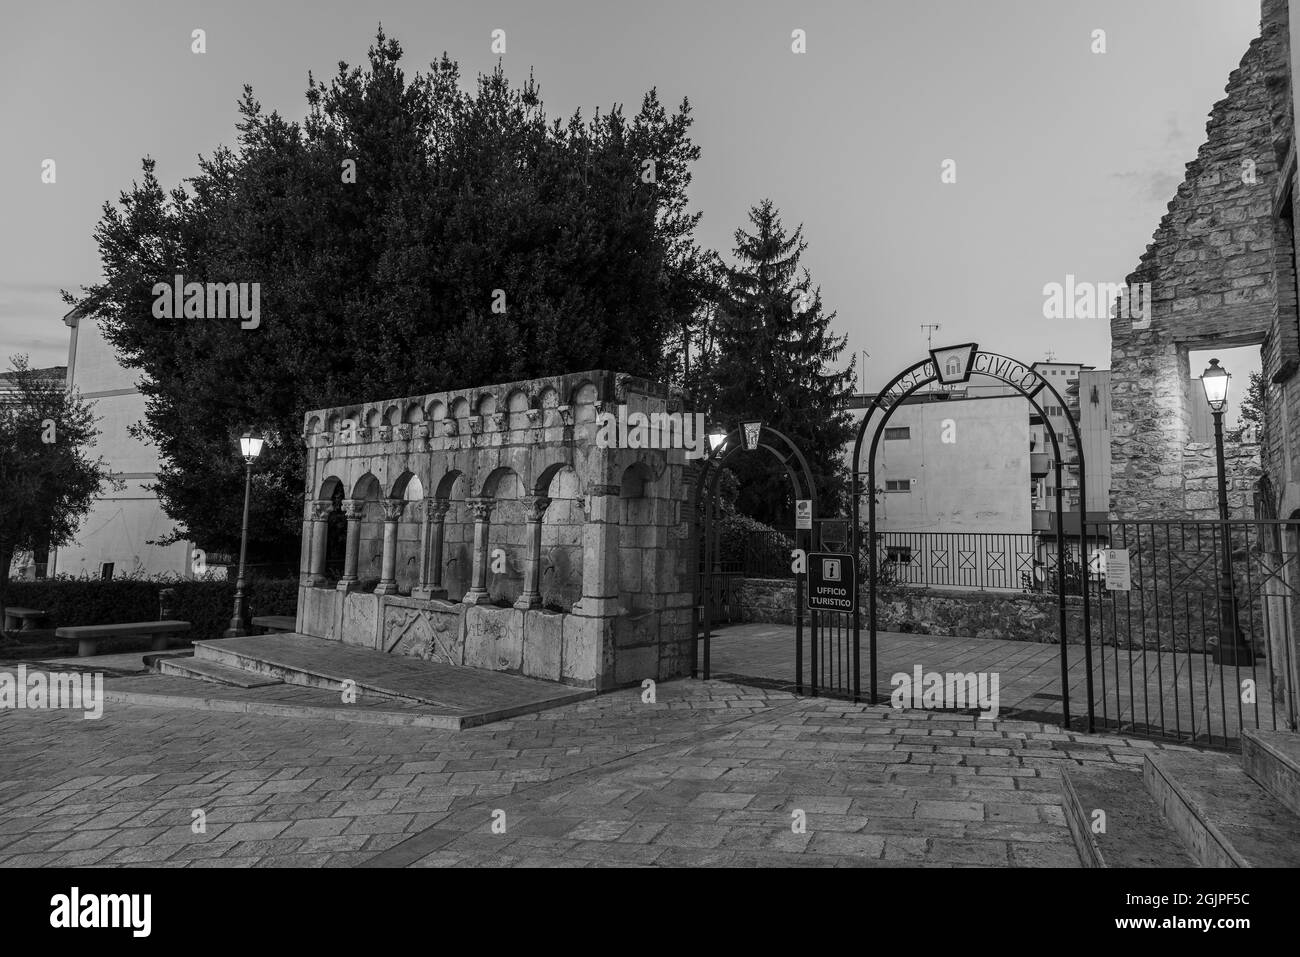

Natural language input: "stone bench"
[251,615,296,634]
[3,607,50,632]
[56,620,192,658]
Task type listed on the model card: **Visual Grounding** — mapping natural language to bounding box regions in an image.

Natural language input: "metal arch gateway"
[849,344,1096,732]
[694,422,819,689]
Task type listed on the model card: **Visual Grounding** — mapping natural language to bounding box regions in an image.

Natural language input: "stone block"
[463,605,523,673]
[522,609,564,682]
[341,593,379,648]
[561,614,605,685]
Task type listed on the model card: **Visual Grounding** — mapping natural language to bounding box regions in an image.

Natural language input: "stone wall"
[1109,0,1289,520]
[735,578,1091,644]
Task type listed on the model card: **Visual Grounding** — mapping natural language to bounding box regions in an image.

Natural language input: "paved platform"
[0,676,1186,868]
[705,623,1279,746]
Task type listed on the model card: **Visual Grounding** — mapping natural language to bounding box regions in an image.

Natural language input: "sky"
[0,0,1266,394]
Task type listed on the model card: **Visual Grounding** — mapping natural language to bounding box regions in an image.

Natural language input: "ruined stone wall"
[1109,3,1287,519]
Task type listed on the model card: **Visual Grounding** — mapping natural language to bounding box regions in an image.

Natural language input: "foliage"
[694,200,857,526]
[3,576,300,642]
[67,28,709,564]
[1239,370,1264,432]
[0,356,117,620]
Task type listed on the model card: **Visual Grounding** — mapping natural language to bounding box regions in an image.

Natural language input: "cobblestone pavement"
[0,677,1194,868]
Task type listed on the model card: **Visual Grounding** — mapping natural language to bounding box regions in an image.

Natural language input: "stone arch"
[619,461,656,498]
[384,405,401,427]
[306,415,323,435]
[538,387,562,428]
[477,393,498,416]
[431,469,471,601]
[318,476,347,581]
[403,403,424,424]
[389,470,421,500]
[426,399,446,422]
[365,408,381,428]
[319,475,345,500]
[506,389,531,430]
[351,473,382,500]
[325,413,342,433]
[572,380,599,425]
[450,396,470,420]
[539,465,584,611]
[482,466,526,604]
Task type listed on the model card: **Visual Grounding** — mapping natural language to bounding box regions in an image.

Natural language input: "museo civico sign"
[881,343,1047,404]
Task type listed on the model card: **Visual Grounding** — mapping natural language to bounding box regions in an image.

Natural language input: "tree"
[65,29,709,563]
[700,199,857,526]
[1239,370,1264,431]
[0,356,116,619]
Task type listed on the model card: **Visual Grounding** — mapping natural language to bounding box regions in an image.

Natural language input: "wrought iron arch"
[694,423,818,686]
[849,347,1096,731]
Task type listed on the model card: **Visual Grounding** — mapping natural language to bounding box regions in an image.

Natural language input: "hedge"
[4,578,300,641]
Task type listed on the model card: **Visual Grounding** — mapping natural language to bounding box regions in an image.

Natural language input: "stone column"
[413,498,451,600]
[574,483,622,617]
[373,499,405,596]
[336,499,367,592]
[462,497,495,605]
[307,501,333,586]
[514,495,552,610]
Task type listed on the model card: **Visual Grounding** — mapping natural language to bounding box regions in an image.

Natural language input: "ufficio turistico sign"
[807,552,857,612]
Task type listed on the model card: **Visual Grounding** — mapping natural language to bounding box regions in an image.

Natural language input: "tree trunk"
[0,542,13,635]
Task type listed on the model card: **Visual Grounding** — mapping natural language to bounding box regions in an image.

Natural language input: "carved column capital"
[466,496,495,522]
[310,500,334,521]
[425,497,452,522]
[521,495,552,521]
[380,499,406,522]
[340,499,367,521]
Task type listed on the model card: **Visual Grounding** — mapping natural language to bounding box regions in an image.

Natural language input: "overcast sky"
[0,0,1264,392]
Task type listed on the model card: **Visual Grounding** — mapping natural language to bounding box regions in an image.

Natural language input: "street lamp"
[224,430,264,638]
[708,427,727,453]
[1200,360,1253,664]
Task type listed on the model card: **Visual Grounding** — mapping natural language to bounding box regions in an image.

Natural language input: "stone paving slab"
[195,634,593,719]
[0,675,1204,868]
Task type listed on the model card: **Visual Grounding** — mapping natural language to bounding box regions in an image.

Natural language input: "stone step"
[157,655,285,689]
[193,638,414,703]
[1061,767,1198,868]
[1242,730,1300,819]
[190,634,592,721]
[1144,750,1300,867]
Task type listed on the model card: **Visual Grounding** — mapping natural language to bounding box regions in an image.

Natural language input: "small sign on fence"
[795,500,813,530]
[1103,548,1131,591]
[808,552,857,612]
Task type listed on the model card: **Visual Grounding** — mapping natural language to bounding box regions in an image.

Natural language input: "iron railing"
[1081,519,1298,746]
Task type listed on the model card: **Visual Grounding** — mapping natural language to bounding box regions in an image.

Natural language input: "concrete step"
[1061,767,1198,868]
[158,654,285,689]
[1242,730,1300,819]
[1145,750,1300,867]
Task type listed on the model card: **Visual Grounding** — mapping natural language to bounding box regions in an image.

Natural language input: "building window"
[100,562,115,580]
[883,427,910,440]
[885,545,913,564]
[885,479,911,492]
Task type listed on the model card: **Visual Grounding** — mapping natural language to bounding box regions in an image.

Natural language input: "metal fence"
[1081,519,1298,746]
[736,528,1093,593]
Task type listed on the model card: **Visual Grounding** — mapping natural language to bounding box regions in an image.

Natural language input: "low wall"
[736,578,1091,644]
[297,584,691,688]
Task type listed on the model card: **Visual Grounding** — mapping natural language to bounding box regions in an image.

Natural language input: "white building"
[53,306,192,578]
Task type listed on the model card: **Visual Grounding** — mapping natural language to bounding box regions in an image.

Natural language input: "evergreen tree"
[703,200,856,526]
[66,29,708,562]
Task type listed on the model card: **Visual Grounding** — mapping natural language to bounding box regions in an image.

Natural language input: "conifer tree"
[702,199,856,526]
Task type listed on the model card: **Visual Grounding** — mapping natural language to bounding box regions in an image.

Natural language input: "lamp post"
[223,430,265,638]
[1201,360,1253,665]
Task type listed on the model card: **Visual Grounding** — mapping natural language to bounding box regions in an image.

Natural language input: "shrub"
[3,575,301,641]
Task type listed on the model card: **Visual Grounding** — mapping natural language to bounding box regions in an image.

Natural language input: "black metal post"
[1211,409,1253,664]
[224,460,254,638]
